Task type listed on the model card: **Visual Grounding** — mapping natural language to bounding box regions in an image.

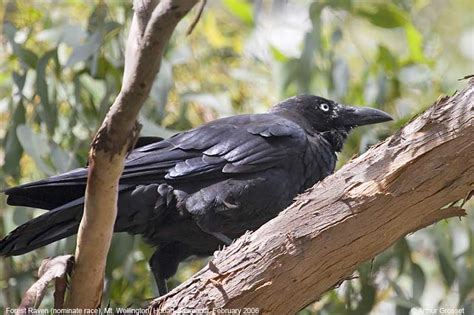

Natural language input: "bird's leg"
[149,250,168,296]
[149,243,190,297]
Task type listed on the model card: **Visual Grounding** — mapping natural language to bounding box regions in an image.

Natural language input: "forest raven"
[0,95,392,295]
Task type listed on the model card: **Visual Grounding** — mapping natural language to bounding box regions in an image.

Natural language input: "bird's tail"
[0,198,84,256]
[0,184,167,256]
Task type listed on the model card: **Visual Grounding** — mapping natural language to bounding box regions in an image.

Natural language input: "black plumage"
[0,95,392,295]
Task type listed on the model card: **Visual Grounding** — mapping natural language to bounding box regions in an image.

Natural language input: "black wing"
[120,113,307,183]
[5,114,307,209]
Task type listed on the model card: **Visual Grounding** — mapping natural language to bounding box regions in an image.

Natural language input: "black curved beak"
[339,105,393,127]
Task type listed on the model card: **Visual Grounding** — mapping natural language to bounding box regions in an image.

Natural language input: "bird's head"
[272,95,393,151]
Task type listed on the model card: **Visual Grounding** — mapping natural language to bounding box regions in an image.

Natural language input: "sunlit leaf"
[356,3,409,28]
[404,24,428,64]
[223,0,254,26]
[4,24,38,68]
[66,31,102,67]
[270,46,288,63]
[16,125,54,175]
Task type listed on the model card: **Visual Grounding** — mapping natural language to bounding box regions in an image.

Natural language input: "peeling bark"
[150,81,474,314]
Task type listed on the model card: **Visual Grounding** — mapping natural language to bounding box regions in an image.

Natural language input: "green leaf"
[320,0,352,11]
[395,304,411,315]
[139,114,177,139]
[377,45,398,73]
[223,0,254,26]
[87,2,108,33]
[394,238,411,277]
[438,248,457,288]
[353,283,376,314]
[50,145,79,173]
[106,233,135,275]
[66,32,102,67]
[12,71,27,91]
[36,49,58,135]
[9,43,38,69]
[3,102,26,177]
[404,24,427,63]
[103,21,122,39]
[356,3,409,28]
[411,263,425,302]
[3,23,38,68]
[332,58,349,98]
[16,125,54,175]
[458,262,474,305]
[270,46,288,63]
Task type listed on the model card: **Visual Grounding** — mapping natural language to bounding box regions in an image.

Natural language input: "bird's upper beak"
[339,105,393,127]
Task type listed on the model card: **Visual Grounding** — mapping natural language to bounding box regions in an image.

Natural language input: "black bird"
[0,95,392,295]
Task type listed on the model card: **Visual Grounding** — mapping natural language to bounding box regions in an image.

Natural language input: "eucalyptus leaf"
[356,3,408,28]
[16,125,54,175]
[4,23,39,68]
[66,31,102,68]
[106,233,135,274]
[50,145,79,173]
[139,114,177,139]
[411,263,425,302]
[36,49,58,134]
[437,248,456,288]
[405,24,427,63]
[151,60,173,110]
[353,283,376,314]
[182,93,233,117]
[11,43,39,69]
[3,102,26,177]
[12,71,27,92]
[332,58,349,98]
[223,0,254,26]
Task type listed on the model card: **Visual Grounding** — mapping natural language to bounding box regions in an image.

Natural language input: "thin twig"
[186,0,207,36]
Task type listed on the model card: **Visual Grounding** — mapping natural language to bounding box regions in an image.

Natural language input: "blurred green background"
[0,0,473,313]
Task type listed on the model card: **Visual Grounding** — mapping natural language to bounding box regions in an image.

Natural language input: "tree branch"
[16,255,73,314]
[65,0,197,309]
[150,81,474,313]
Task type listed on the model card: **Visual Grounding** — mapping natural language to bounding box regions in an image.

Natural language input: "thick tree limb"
[65,0,197,309]
[151,81,474,313]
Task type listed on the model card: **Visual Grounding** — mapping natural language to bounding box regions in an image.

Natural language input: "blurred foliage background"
[0,0,473,313]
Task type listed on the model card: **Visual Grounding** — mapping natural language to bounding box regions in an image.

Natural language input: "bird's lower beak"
[340,105,393,127]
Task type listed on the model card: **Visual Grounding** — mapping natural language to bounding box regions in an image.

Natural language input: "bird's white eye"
[320,103,330,112]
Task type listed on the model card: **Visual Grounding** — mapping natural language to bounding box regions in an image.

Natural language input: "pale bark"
[16,255,73,314]
[150,81,474,314]
[66,0,197,309]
